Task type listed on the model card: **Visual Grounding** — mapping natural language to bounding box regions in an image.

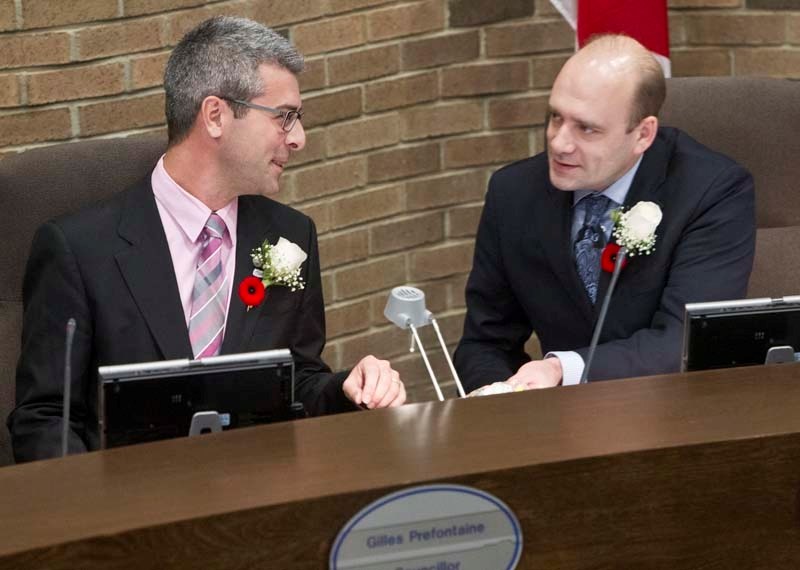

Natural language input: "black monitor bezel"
[682,296,800,372]
[97,350,295,449]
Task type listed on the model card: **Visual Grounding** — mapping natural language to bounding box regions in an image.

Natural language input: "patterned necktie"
[188,213,228,358]
[574,194,611,304]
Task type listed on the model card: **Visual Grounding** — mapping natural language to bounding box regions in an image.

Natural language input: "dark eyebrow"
[549,107,601,131]
[547,104,601,131]
[577,119,602,131]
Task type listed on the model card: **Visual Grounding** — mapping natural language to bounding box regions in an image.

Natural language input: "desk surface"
[2,364,800,565]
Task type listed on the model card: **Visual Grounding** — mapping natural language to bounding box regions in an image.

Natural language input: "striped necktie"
[188,213,228,358]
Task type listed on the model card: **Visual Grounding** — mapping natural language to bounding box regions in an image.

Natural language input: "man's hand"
[506,357,563,390]
[342,355,406,409]
[467,358,563,397]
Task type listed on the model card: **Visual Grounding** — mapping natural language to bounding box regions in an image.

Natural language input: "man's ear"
[634,115,658,154]
[199,96,226,139]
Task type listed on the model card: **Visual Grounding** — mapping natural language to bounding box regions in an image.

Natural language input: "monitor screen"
[97,349,296,449]
[681,296,800,372]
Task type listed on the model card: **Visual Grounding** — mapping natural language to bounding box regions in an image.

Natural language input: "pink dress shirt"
[151,156,238,329]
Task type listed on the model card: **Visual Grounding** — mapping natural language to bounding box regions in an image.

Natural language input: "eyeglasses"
[221,97,303,132]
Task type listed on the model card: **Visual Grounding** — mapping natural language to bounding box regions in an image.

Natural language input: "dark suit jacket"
[454,127,756,392]
[9,179,354,463]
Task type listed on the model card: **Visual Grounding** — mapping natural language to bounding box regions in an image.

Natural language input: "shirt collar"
[572,156,643,208]
[151,155,238,242]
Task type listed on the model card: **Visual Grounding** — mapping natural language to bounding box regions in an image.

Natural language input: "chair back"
[0,133,167,466]
[660,77,800,298]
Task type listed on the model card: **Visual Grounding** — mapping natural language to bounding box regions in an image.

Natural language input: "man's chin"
[235,180,281,199]
[258,187,281,198]
[259,180,282,198]
[548,169,579,192]
[253,173,282,198]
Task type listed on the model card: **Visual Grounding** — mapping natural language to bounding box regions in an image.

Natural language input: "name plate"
[330,484,522,570]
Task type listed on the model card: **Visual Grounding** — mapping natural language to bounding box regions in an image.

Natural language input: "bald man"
[454,35,755,392]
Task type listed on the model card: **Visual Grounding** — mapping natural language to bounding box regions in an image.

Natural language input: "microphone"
[580,247,627,383]
[61,318,76,457]
[384,286,466,400]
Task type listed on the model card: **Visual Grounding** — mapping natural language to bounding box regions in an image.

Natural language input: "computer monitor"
[681,296,800,372]
[97,349,297,449]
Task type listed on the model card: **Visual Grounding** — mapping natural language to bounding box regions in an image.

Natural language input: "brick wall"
[1,0,798,401]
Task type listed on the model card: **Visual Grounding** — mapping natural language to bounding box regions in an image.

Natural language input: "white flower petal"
[272,237,308,273]
[624,201,662,242]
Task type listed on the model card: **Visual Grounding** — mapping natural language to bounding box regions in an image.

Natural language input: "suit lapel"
[594,133,670,317]
[220,197,272,354]
[538,182,596,325]
[115,180,193,359]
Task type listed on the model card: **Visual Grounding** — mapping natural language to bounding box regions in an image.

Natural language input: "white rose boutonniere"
[251,237,307,290]
[269,237,308,277]
[238,237,308,310]
[611,201,663,256]
[584,201,664,384]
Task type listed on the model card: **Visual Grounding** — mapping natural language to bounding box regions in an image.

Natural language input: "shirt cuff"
[545,351,585,386]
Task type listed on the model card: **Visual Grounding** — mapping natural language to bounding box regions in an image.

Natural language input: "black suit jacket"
[9,179,354,463]
[454,127,756,392]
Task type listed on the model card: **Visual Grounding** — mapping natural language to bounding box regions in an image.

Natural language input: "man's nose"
[287,120,306,151]
[549,124,575,155]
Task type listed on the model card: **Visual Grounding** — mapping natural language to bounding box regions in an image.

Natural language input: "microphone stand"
[408,323,445,401]
[61,318,76,457]
[580,247,627,384]
[431,318,466,398]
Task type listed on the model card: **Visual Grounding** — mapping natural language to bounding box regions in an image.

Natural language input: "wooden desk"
[2,365,800,569]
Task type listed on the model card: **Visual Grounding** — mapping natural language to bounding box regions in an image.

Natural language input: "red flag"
[550,0,670,76]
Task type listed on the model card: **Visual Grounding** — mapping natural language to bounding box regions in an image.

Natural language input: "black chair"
[0,133,167,465]
[660,77,800,298]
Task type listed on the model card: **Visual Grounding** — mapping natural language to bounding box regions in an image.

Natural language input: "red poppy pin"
[239,276,266,311]
[601,243,628,273]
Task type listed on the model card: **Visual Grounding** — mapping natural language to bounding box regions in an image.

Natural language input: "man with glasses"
[220,98,303,131]
[10,16,406,463]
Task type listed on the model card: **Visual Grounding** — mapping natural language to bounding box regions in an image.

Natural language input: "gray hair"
[164,16,304,145]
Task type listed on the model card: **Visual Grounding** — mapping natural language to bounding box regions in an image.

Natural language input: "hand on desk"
[507,357,563,389]
[343,355,406,409]
[469,358,563,396]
